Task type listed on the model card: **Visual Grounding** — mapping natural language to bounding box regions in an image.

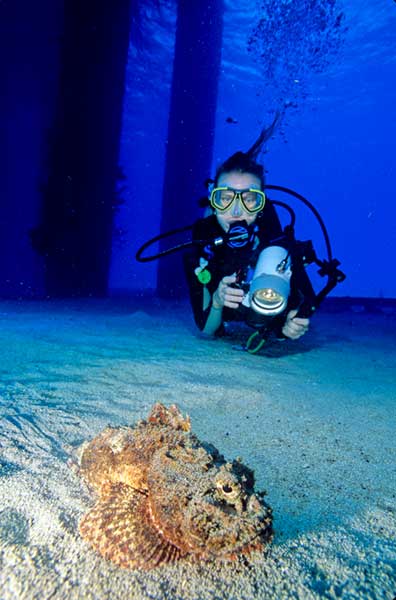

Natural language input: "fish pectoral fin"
[79,483,182,570]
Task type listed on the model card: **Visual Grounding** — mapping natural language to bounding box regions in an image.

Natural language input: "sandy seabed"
[0,297,395,600]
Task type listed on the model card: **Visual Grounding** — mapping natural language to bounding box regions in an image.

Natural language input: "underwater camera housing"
[210,222,296,335]
[220,219,345,350]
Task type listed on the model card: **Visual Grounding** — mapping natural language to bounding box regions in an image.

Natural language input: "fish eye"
[222,484,233,494]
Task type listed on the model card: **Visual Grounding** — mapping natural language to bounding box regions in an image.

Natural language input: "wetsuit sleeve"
[183,218,219,331]
[183,248,212,331]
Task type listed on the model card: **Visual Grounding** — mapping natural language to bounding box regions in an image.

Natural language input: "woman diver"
[183,120,311,340]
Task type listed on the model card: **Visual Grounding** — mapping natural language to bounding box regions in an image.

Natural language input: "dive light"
[247,246,292,317]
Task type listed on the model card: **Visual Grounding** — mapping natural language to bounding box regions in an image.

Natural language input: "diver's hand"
[282,309,310,340]
[212,274,244,310]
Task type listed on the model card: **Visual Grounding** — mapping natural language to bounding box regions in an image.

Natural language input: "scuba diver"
[183,120,311,341]
[136,117,345,352]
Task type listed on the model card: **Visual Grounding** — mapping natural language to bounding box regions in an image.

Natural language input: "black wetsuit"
[183,199,310,333]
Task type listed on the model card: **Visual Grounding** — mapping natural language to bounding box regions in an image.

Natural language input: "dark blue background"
[1,0,395,299]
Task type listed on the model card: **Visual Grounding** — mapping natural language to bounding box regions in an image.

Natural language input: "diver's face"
[214,171,262,232]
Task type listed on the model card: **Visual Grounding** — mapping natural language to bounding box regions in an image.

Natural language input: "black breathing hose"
[265,185,333,261]
[135,185,334,264]
[135,224,193,262]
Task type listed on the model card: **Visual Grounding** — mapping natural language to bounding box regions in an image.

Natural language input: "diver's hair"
[214,112,280,189]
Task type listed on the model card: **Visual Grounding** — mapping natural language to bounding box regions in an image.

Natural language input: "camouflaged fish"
[73,403,273,570]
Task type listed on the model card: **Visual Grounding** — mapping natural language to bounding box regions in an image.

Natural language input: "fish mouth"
[184,500,271,558]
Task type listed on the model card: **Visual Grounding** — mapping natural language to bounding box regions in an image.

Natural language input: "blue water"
[110,0,396,299]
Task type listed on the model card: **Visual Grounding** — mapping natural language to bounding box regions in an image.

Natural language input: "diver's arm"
[202,275,244,336]
[202,287,223,335]
[202,304,223,335]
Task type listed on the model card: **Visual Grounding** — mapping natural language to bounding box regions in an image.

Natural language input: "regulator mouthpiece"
[226,221,253,248]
